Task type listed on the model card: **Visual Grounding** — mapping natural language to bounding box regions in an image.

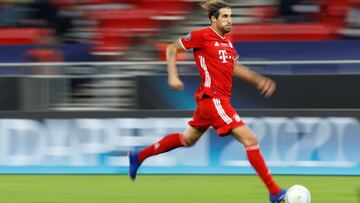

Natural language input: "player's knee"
[243,136,258,147]
[244,136,259,147]
[182,135,197,147]
[233,127,259,147]
[236,133,258,147]
[182,127,205,147]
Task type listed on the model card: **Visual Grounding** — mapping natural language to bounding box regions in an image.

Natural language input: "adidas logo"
[214,42,220,47]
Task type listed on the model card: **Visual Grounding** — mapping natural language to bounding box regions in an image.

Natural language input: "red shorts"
[188,97,245,136]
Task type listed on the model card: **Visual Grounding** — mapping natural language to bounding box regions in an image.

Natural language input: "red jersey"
[180,26,239,101]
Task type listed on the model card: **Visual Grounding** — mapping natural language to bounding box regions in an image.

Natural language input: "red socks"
[246,144,281,196]
[138,133,187,163]
[138,133,280,196]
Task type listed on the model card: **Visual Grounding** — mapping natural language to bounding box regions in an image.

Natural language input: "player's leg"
[129,126,206,180]
[138,126,206,162]
[231,125,286,202]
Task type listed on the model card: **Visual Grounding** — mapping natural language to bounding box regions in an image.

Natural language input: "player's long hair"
[199,0,230,20]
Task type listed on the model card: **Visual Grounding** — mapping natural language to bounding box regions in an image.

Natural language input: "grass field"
[0,175,358,203]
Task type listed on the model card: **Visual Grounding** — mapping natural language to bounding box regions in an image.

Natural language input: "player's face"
[216,8,232,34]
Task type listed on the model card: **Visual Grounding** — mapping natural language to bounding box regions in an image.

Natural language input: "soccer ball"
[285,185,311,203]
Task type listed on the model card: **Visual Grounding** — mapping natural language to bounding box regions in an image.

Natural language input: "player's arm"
[233,60,276,97]
[166,40,186,91]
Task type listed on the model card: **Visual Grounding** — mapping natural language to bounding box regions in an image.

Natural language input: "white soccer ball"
[285,185,311,203]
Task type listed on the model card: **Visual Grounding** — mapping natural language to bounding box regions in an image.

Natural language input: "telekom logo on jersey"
[219,50,229,63]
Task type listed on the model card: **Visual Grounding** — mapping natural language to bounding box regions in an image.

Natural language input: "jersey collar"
[209,26,226,40]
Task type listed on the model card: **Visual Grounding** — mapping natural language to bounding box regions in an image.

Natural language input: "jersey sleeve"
[234,49,239,60]
[179,29,205,50]
[227,36,239,60]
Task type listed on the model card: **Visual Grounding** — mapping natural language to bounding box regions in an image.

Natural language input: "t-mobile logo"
[218,50,228,63]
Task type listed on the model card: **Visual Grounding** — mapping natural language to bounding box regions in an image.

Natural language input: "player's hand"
[256,76,276,97]
[168,76,184,91]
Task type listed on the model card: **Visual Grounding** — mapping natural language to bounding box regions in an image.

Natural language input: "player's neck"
[209,25,226,39]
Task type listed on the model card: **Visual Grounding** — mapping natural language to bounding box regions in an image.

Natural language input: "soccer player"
[129,0,286,202]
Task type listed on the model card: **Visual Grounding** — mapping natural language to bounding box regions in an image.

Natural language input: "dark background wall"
[137,74,360,109]
[235,40,360,60]
[1,74,359,111]
[0,77,20,110]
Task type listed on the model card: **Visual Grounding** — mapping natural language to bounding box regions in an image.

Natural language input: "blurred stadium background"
[0,0,360,202]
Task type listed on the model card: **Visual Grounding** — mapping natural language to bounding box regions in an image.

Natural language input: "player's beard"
[222,25,231,34]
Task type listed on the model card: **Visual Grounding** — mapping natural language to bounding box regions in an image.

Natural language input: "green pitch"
[0,175,358,203]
